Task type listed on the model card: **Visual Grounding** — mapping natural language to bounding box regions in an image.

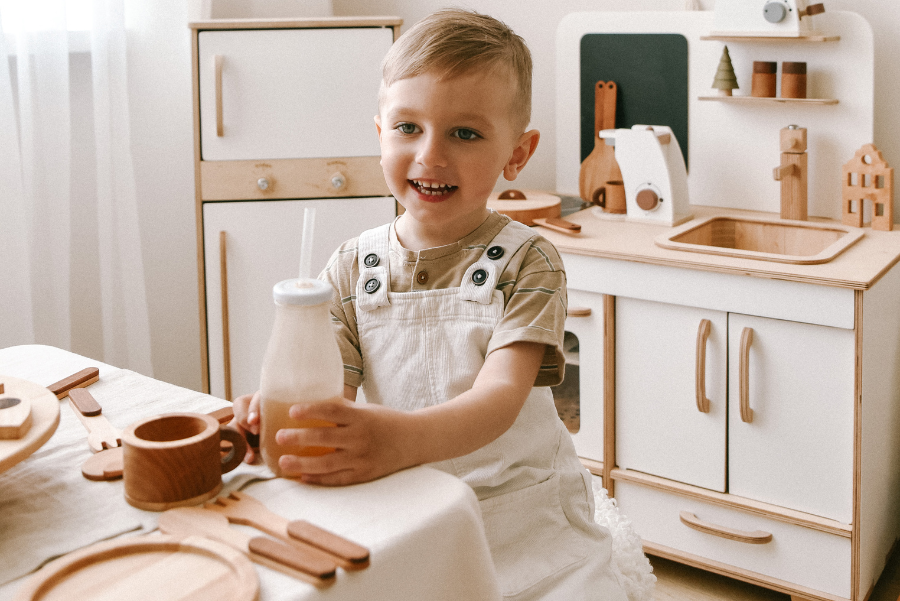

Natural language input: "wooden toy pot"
[122,413,246,511]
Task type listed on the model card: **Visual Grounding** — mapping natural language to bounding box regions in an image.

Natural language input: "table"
[0,345,501,601]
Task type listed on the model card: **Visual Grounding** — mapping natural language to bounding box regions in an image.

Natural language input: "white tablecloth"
[0,345,501,601]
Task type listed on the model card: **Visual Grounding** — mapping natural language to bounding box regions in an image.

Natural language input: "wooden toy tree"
[712,46,739,96]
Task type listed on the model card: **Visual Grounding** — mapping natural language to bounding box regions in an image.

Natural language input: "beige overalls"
[354,221,626,601]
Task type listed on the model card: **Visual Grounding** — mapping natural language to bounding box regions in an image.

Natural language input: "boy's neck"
[394,208,491,251]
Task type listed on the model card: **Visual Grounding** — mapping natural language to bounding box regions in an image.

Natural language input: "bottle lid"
[273,278,333,306]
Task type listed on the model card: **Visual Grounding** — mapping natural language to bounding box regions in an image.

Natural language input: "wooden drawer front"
[200,157,389,201]
[198,27,391,161]
[615,480,851,598]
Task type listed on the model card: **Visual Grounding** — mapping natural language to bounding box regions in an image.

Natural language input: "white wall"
[126,0,900,391]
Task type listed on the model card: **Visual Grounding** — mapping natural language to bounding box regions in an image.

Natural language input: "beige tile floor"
[649,551,900,601]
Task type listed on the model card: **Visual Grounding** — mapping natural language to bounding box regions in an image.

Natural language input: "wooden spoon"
[578,81,622,205]
[206,490,370,570]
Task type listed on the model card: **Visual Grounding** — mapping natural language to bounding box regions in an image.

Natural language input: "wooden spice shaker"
[781,62,807,99]
[752,61,777,98]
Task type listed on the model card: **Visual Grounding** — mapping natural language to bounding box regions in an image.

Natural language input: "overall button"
[364,278,380,294]
[486,246,504,260]
[472,269,488,286]
[416,270,429,285]
[364,253,379,268]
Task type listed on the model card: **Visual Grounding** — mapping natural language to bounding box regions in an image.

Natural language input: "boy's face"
[375,69,536,240]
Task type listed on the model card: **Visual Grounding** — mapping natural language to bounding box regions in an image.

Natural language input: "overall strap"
[459,220,537,305]
[355,223,392,312]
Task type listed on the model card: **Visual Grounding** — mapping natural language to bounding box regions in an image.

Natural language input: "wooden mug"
[592,180,627,214]
[122,412,246,511]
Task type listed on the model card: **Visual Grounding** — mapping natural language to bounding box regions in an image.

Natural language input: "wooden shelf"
[701,33,840,43]
[698,96,838,106]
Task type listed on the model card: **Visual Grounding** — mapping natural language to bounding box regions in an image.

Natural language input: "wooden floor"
[649,551,900,601]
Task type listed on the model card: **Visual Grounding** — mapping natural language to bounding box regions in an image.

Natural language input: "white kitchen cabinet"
[203,197,395,401]
[616,297,727,493]
[198,27,391,161]
[190,18,402,397]
[615,298,855,523]
[559,289,608,466]
[549,212,900,600]
[727,313,855,524]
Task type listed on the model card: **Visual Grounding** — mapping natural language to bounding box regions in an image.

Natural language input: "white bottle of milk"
[259,277,343,477]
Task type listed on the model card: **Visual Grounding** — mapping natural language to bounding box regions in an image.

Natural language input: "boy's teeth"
[412,180,454,195]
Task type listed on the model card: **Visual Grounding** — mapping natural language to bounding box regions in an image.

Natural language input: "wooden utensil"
[47,367,100,399]
[206,490,370,570]
[11,534,258,601]
[69,388,122,453]
[486,189,561,225]
[158,506,337,585]
[0,375,60,474]
[579,81,622,206]
[532,217,582,236]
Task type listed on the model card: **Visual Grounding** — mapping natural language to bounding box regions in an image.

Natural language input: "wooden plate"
[487,189,561,226]
[13,534,259,601]
[0,375,60,474]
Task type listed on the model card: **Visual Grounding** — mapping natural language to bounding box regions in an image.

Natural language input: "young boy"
[234,9,627,600]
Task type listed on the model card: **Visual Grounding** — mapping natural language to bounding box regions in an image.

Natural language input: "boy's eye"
[454,128,480,141]
[396,123,419,135]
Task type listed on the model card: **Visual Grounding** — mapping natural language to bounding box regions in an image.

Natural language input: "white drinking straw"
[298,207,316,280]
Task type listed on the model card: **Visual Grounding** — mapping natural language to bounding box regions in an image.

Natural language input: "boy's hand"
[276,399,412,486]
[230,391,261,464]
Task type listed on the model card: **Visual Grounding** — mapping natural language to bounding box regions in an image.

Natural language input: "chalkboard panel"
[580,33,689,169]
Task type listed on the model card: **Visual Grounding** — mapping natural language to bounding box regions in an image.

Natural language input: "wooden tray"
[0,375,60,474]
[13,534,258,601]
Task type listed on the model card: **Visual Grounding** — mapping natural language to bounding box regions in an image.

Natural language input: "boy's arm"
[276,340,544,485]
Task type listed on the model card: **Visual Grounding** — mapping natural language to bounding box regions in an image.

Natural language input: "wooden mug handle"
[592,186,607,208]
[218,426,247,473]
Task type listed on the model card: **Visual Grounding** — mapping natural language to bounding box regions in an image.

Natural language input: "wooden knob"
[498,189,527,200]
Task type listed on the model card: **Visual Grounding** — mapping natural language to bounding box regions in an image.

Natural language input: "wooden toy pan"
[0,375,60,475]
[12,534,259,601]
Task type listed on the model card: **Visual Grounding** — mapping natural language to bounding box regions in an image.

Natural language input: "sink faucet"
[773,125,808,220]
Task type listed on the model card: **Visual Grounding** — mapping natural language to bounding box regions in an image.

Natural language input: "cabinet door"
[198,28,392,161]
[559,289,606,462]
[728,313,855,523]
[616,297,727,491]
[203,197,396,400]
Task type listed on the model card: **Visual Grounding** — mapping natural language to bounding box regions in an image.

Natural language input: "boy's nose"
[415,133,448,168]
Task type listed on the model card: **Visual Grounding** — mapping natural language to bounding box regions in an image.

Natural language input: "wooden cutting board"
[487,189,561,226]
[0,375,60,474]
[12,534,259,601]
[578,81,622,204]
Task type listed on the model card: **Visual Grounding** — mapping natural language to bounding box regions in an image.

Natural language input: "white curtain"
[0,0,153,376]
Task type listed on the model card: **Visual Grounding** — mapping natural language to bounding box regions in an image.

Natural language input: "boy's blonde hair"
[379,8,533,134]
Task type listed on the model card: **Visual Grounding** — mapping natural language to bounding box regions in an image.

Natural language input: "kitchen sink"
[655,216,865,264]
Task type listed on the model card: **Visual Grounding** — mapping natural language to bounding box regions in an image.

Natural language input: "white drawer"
[615,479,851,598]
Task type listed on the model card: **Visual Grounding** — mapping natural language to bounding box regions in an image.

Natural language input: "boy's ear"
[503,129,540,182]
[374,115,383,139]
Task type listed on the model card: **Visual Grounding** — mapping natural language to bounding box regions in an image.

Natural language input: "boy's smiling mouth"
[409,179,458,199]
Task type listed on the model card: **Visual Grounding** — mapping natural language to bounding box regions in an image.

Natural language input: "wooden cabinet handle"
[695,319,711,413]
[739,327,754,423]
[568,306,592,317]
[214,55,224,137]
[679,511,772,544]
[219,231,232,401]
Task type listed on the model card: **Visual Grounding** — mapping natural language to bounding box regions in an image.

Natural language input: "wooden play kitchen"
[556,7,900,601]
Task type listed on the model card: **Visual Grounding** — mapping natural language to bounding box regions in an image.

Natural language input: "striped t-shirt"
[320,210,568,389]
